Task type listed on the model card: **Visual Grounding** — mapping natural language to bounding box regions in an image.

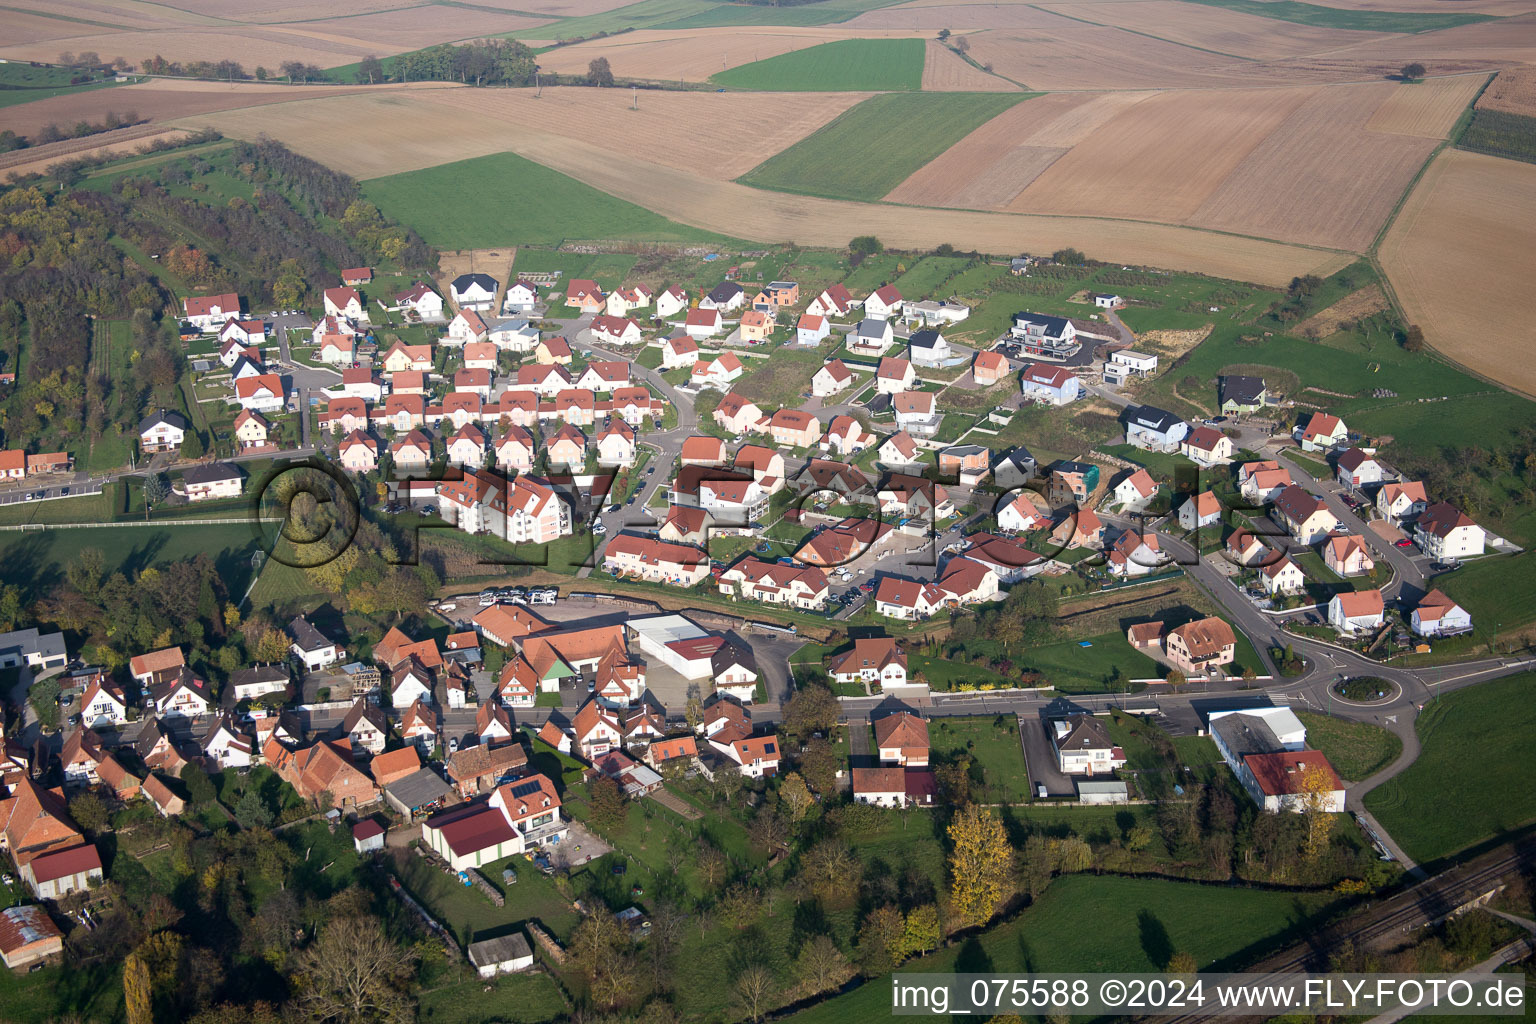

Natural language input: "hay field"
[1327,14,1536,67]
[1008,87,1316,221]
[1477,65,1536,116]
[1035,0,1387,60]
[1188,83,1439,250]
[1380,148,1536,397]
[0,78,454,138]
[172,87,866,181]
[1297,285,1389,337]
[1365,73,1488,137]
[532,27,926,82]
[921,40,1018,91]
[150,0,412,17]
[293,6,554,45]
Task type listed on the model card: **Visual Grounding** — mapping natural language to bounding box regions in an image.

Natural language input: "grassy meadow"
[713,38,925,91]
[1364,671,1536,865]
[739,92,1033,201]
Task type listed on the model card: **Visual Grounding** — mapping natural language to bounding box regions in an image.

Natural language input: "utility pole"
[632,84,638,110]
[535,71,542,98]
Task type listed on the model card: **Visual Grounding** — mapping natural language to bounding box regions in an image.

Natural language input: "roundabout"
[1331,675,1401,706]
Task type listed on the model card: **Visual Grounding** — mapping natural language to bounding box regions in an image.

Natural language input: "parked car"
[1395,538,1413,548]
[479,589,497,606]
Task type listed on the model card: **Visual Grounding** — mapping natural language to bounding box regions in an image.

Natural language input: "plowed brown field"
[1380,148,1536,396]
[1476,65,1536,115]
[921,39,1018,91]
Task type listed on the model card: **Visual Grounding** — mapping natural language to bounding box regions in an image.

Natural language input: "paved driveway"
[1019,715,1073,797]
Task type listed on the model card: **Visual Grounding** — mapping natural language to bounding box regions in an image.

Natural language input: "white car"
[479,589,496,606]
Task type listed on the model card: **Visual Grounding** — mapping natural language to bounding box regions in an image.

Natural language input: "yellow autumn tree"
[124,952,153,1024]
[1299,763,1336,858]
[947,805,1014,925]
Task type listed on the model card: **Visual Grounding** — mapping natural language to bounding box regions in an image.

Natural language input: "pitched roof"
[873,711,928,750]
[1168,616,1236,658]
[1418,502,1476,538]
[1332,589,1385,618]
[1243,750,1342,797]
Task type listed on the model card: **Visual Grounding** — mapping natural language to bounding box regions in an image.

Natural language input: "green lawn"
[1364,671,1536,866]
[0,523,261,603]
[1181,0,1493,31]
[1017,630,1163,693]
[712,38,924,91]
[417,971,567,1024]
[788,874,1339,1023]
[1439,552,1536,635]
[363,151,747,249]
[390,846,582,948]
[927,715,1032,802]
[1295,711,1402,783]
[739,92,1033,201]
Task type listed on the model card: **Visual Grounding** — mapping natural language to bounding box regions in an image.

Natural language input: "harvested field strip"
[1036,0,1389,59]
[711,37,924,90]
[0,77,458,139]
[0,123,182,177]
[0,8,127,42]
[1302,0,1534,14]
[921,39,1018,91]
[1475,64,1536,116]
[651,0,920,29]
[739,90,1029,200]
[1178,0,1496,33]
[884,90,1151,207]
[1188,82,1439,251]
[1296,285,1389,337]
[1009,86,1316,221]
[28,0,235,26]
[1379,148,1536,397]
[1365,73,1487,138]
[174,87,865,181]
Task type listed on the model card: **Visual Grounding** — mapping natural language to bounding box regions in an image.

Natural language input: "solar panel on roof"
[509,780,542,799]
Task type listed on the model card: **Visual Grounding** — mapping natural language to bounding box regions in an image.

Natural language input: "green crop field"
[1181,0,1492,31]
[713,38,924,91]
[787,874,1337,1023]
[1295,712,1402,782]
[363,152,746,250]
[739,92,1033,202]
[1364,671,1536,866]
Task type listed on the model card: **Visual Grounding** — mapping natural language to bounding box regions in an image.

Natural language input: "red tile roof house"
[565,279,604,312]
[1238,751,1344,813]
[874,711,929,766]
[422,774,567,872]
[829,638,907,689]
[24,841,104,900]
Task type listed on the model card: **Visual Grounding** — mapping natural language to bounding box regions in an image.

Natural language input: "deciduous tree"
[947,805,1013,925]
[291,916,418,1024]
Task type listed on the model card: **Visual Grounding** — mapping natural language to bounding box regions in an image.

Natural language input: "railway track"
[1149,838,1536,1024]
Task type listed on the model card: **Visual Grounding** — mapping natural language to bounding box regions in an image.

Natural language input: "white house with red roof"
[1415,502,1484,559]
[422,774,566,871]
[997,493,1046,533]
[796,313,831,346]
[719,558,828,610]
[654,287,685,317]
[660,334,698,370]
[1294,412,1348,452]
[1328,589,1385,634]
[183,292,242,331]
[591,315,643,348]
[812,359,854,397]
[324,286,364,321]
[503,280,540,313]
[1411,589,1472,637]
[876,356,915,395]
[1377,480,1428,523]
[1182,426,1234,467]
[691,353,745,389]
[807,284,857,319]
[447,309,489,346]
[684,308,723,340]
[863,284,903,320]
[713,392,767,436]
[565,279,604,312]
[821,415,875,456]
[394,282,445,320]
[235,373,286,413]
[1020,363,1080,406]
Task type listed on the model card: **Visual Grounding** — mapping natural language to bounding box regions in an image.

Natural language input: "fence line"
[0,517,259,531]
